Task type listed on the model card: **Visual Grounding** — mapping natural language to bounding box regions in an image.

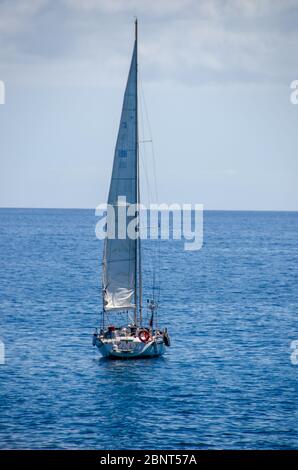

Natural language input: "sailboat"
[93,20,170,359]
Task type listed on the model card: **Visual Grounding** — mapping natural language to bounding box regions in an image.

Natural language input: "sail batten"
[102,39,138,312]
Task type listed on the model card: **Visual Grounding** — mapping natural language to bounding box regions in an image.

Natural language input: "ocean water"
[0,208,297,450]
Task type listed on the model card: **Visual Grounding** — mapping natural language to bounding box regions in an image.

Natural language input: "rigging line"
[139,82,155,207]
[140,88,154,302]
[139,81,160,301]
[139,84,155,288]
[140,79,161,302]
[139,98,158,309]
[139,86,154,205]
[139,78,158,205]
[139,75,161,303]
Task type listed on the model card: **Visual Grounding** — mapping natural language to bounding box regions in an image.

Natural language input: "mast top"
[135,17,138,42]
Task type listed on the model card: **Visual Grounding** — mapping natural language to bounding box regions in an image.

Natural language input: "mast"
[137,19,142,326]
[134,18,138,325]
[135,18,142,326]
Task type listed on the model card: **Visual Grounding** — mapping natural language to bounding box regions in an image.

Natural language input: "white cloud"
[0,0,297,87]
[0,0,48,35]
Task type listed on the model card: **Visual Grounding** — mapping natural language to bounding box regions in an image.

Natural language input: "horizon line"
[0,207,297,213]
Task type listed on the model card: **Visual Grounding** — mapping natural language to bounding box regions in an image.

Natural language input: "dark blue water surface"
[0,209,297,449]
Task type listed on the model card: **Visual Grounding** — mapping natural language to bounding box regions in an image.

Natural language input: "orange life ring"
[138,329,150,343]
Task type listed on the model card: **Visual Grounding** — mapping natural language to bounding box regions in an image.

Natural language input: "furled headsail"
[102,38,138,311]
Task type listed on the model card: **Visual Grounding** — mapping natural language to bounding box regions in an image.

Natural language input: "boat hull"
[95,337,165,359]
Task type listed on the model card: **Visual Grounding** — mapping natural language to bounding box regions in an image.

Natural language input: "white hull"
[95,336,165,359]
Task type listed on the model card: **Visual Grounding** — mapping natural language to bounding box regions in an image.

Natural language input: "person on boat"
[129,324,137,336]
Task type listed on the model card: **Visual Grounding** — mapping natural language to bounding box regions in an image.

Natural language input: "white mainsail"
[102,38,138,312]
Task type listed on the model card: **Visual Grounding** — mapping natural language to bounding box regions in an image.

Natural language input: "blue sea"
[0,209,297,449]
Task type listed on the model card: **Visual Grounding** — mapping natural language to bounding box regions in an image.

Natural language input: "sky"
[0,0,297,210]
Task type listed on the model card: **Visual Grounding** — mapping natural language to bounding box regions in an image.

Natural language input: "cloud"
[0,0,297,87]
